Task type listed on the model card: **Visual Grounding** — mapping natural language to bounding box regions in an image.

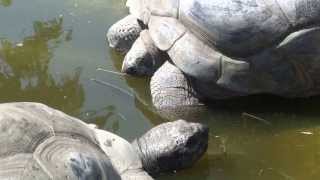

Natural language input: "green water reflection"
[0,0,11,7]
[0,17,84,114]
[1,0,320,180]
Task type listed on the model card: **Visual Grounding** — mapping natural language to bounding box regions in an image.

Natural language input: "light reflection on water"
[1,1,320,180]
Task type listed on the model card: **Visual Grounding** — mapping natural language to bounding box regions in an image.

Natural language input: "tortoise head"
[131,120,209,176]
[122,30,166,76]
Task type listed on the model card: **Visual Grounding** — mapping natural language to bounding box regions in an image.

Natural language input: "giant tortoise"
[0,102,208,179]
[107,0,320,111]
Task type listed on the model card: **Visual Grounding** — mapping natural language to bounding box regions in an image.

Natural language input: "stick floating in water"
[90,78,134,97]
[96,68,127,76]
[242,112,272,126]
[91,78,152,110]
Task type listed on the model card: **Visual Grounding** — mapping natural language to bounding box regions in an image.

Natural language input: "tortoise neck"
[131,138,161,176]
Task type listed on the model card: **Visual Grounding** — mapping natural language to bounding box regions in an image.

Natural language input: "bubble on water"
[300,131,313,135]
[16,42,23,47]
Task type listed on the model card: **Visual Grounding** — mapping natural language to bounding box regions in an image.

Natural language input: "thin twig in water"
[90,78,134,97]
[116,112,128,121]
[90,78,151,108]
[242,112,272,126]
[265,168,295,180]
[96,68,127,76]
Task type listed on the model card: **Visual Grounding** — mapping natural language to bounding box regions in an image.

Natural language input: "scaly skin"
[131,120,208,176]
[107,15,144,53]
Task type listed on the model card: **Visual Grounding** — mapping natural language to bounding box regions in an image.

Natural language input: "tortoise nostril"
[125,66,137,75]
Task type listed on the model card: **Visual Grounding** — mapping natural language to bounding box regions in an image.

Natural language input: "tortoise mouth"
[185,123,209,162]
[121,55,156,76]
[121,64,138,75]
[121,61,149,76]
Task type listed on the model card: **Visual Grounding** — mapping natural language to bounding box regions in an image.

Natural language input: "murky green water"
[1,1,320,180]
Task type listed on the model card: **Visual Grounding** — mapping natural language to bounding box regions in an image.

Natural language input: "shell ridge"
[33,134,107,180]
[273,0,294,27]
[177,0,180,19]
[0,154,32,180]
[167,30,186,51]
[33,154,54,179]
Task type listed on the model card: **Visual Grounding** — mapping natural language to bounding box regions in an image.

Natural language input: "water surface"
[1,1,320,180]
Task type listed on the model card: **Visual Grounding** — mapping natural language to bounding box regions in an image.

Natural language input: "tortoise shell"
[0,102,120,180]
[127,0,320,57]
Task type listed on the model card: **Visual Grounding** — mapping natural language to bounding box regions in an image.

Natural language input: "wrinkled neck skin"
[91,120,208,178]
[130,120,209,177]
[93,128,153,180]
